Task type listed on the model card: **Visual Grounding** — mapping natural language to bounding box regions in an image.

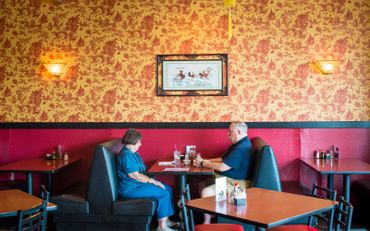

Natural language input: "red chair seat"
[268,225,318,231]
[195,223,244,231]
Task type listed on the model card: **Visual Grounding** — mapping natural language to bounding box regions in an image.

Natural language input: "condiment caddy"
[313,145,339,159]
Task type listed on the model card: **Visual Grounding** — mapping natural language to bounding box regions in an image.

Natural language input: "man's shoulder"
[236,136,252,148]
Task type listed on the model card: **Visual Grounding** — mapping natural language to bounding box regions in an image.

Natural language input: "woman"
[116,129,178,231]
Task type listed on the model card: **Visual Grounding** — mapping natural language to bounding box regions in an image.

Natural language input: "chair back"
[181,184,245,231]
[251,137,282,191]
[40,185,50,231]
[335,196,353,231]
[16,200,48,231]
[308,183,337,230]
[180,184,195,231]
[40,185,50,202]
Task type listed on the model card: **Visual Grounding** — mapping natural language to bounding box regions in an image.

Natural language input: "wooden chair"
[15,200,48,231]
[268,183,337,231]
[334,196,353,231]
[180,184,244,231]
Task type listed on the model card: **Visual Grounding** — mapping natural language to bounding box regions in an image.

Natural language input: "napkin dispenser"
[234,189,247,205]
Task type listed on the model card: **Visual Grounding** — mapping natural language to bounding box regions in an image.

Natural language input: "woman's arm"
[128,171,165,189]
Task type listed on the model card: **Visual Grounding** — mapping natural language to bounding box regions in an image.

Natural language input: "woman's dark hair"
[122,129,142,145]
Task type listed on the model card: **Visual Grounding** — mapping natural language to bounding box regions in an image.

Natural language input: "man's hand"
[193,155,204,167]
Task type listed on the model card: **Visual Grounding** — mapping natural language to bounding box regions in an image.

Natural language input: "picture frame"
[156,54,228,96]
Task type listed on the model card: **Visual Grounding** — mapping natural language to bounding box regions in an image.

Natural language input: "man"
[193,121,254,224]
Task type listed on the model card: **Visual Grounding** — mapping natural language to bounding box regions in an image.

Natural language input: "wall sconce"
[43,63,66,77]
[314,60,338,75]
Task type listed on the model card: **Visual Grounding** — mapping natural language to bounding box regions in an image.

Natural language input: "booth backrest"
[251,137,282,192]
[87,138,122,215]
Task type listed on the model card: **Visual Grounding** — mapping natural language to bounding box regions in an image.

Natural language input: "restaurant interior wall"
[0,0,369,202]
[0,0,369,122]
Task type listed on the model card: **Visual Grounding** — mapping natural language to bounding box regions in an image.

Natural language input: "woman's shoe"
[166,219,180,228]
[156,226,176,231]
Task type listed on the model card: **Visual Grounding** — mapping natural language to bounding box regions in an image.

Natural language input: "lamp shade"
[44,63,66,77]
[314,60,337,75]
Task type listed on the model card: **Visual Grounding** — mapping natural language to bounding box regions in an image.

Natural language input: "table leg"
[26,173,33,195]
[327,175,333,190]
[178,174,186,195]
[188,208,195,231]
[343,174,350,201]
[47,173,53,195]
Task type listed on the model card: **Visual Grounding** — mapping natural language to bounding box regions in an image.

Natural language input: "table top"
[186,187,336,228]
[300,158,370,175]
[0,157,81,174]
[0,189,57,218]
[148,159,214,176]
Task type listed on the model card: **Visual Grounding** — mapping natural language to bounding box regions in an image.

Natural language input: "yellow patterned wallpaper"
[0,0,369,122]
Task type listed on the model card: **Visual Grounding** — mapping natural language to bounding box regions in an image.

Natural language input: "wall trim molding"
[0,121,369,129]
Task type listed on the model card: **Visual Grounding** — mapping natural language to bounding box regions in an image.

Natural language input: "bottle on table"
[333,145,340,159]
[56,145,63,160]
[173,150,181,165]
[51,151,57,160]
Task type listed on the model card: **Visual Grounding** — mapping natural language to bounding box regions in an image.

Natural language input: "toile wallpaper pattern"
[0,0,369,122]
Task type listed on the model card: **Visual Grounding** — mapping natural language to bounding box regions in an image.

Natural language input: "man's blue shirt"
[220,136,254,180]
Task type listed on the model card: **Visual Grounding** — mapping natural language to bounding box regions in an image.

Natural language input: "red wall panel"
[299,128,370,194]
[0,128,369,196]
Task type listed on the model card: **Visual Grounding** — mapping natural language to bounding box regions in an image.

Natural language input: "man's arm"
[202,160,231,172]
[207,157,223,162]
[194,156,231,172]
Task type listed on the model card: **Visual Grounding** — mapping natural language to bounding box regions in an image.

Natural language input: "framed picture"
[156,54,228,96]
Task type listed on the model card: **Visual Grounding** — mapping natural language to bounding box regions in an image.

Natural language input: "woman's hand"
[151,179,165,189]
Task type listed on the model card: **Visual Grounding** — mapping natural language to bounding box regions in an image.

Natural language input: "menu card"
[215,176,227,201]
[163,167,189,172]
[158,161,174,166]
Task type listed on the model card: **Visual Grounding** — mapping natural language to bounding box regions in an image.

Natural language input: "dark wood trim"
[0,121,369,129]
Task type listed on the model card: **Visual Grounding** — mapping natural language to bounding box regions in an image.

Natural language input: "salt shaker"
[314,150,320,159]
[64,152,69,161]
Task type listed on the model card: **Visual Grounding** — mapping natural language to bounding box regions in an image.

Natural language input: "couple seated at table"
[116,121,254,230]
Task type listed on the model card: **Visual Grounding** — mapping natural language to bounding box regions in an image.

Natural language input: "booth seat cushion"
[0,180,27,191]
[352,179,370,201]
[351,179,370,226]
[112,198,156,216]
[51,194,89,215]
[51,182,89,214]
